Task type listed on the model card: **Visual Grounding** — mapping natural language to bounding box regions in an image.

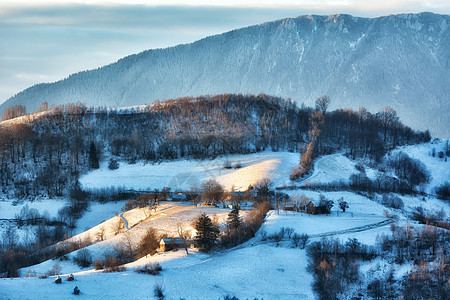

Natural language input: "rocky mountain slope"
[2,12,449,136]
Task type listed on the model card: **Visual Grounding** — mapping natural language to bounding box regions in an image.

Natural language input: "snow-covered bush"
[435,182,450,201]
[73,248,92,268]
[381,194,404,209]
[108,158,119,170]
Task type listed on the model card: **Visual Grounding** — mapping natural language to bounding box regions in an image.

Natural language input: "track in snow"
[308,218,394,238]
[119,213,130,230]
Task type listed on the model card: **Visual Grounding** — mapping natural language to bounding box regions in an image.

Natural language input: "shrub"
[73,249,92,268]
[382,194,404,209]
[136,263,162,275]
[108,158,119,170]
[138,228,160,258]
[154,283,165,300]
[299,233,310,249]
[104,256,125,272]
[435,182,450,201]
[355,163,365,173]
[93,258,105,270]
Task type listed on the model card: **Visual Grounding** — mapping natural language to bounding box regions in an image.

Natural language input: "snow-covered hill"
[2,141,449,299]
[2,12,449,137]
[79,151,300,192]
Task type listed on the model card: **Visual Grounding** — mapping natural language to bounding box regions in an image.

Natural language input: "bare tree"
[315,95,331,114]
[201,179,225,206]
[96,226,106,241]
[376,106,400,143]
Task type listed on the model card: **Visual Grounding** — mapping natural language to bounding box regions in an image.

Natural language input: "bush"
[136,263,162,275]
[104,256,125,272]
[299,233,310,249]
[73,248,92,268]
[386,152,430,190]
[435,182,450,201]
[154,283,165,300]
[93,258,105,270]
[108,158,119,170]
[138,228,160,258]
[382,194,404,209]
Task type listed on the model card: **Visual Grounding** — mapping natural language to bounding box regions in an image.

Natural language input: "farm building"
[172,193,187,201]
[159,238,187,252]
[306,199,333,215]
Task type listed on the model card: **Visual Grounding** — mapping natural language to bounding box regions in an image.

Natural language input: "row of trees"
[0,94,430,199]
[307,221,449,299]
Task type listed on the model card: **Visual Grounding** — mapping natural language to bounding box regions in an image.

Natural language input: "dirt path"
[308,218,394,238]
[119,213,130,230]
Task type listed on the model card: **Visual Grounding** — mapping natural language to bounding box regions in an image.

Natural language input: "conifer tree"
[89,141,99,169]
[194,213,219,252]
[227,206,241,230]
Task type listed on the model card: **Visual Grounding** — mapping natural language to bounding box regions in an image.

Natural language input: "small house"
[284,203,297,212]
[306,199,333,215]
[159,238,187,252]
[306,200,322,215]
[172,193,187,201]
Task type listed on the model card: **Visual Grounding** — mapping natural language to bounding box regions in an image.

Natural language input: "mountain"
[1,12,449,137]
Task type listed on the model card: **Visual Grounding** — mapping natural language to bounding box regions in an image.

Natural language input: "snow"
[0,198,68,244]
[262,208,390,245]
[0,198,67,220]
[74,201,126,235]
[393,140,450,194]
[80,151,300,191]
[3,13,449,137]
[3,143,449,299]
[1,245,313,299]
[300,153,357,185]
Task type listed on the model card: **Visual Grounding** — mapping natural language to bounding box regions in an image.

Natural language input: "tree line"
[0,93,430,199]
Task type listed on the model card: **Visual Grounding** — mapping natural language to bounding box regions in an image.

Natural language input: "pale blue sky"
[1,1,449,104]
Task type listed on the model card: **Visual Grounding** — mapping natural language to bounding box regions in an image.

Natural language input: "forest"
[0,93,437,283]
[0,93,430,200]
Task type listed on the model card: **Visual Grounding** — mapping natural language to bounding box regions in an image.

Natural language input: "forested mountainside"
[0,94,429,199]
[1,12,449,137]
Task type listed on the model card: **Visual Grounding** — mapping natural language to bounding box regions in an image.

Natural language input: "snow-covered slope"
[392,139,450,194]
[2,13,449,137]
[79,151,300,191]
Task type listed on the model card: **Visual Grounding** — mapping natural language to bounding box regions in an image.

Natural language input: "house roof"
[307,200,321,207]
[160,238,186,245]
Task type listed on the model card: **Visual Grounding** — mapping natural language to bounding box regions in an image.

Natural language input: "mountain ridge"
[2,12,449,137]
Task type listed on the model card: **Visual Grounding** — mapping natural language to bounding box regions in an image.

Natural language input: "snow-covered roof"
[160,238,186,245]
[307,200,321,207]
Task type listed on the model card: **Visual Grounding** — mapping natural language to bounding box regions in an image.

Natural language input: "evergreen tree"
[227,206,241,230]
[194,213,219,252]
[89,141,99,169]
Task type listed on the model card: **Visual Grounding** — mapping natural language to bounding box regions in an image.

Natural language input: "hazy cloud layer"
[1,2,449,104]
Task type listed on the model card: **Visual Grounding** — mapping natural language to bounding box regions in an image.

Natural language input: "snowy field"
[394,139,449,193]
[1,244,314,300]
[79,151,300,191]
[301,153,358,185]
[0,198,68,245]
[0,198,67,220]
[17,204,236,277]
[74,201,126,235]
[2,144,449,299]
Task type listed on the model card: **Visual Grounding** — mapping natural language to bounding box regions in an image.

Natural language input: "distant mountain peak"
[1,12,449,137]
